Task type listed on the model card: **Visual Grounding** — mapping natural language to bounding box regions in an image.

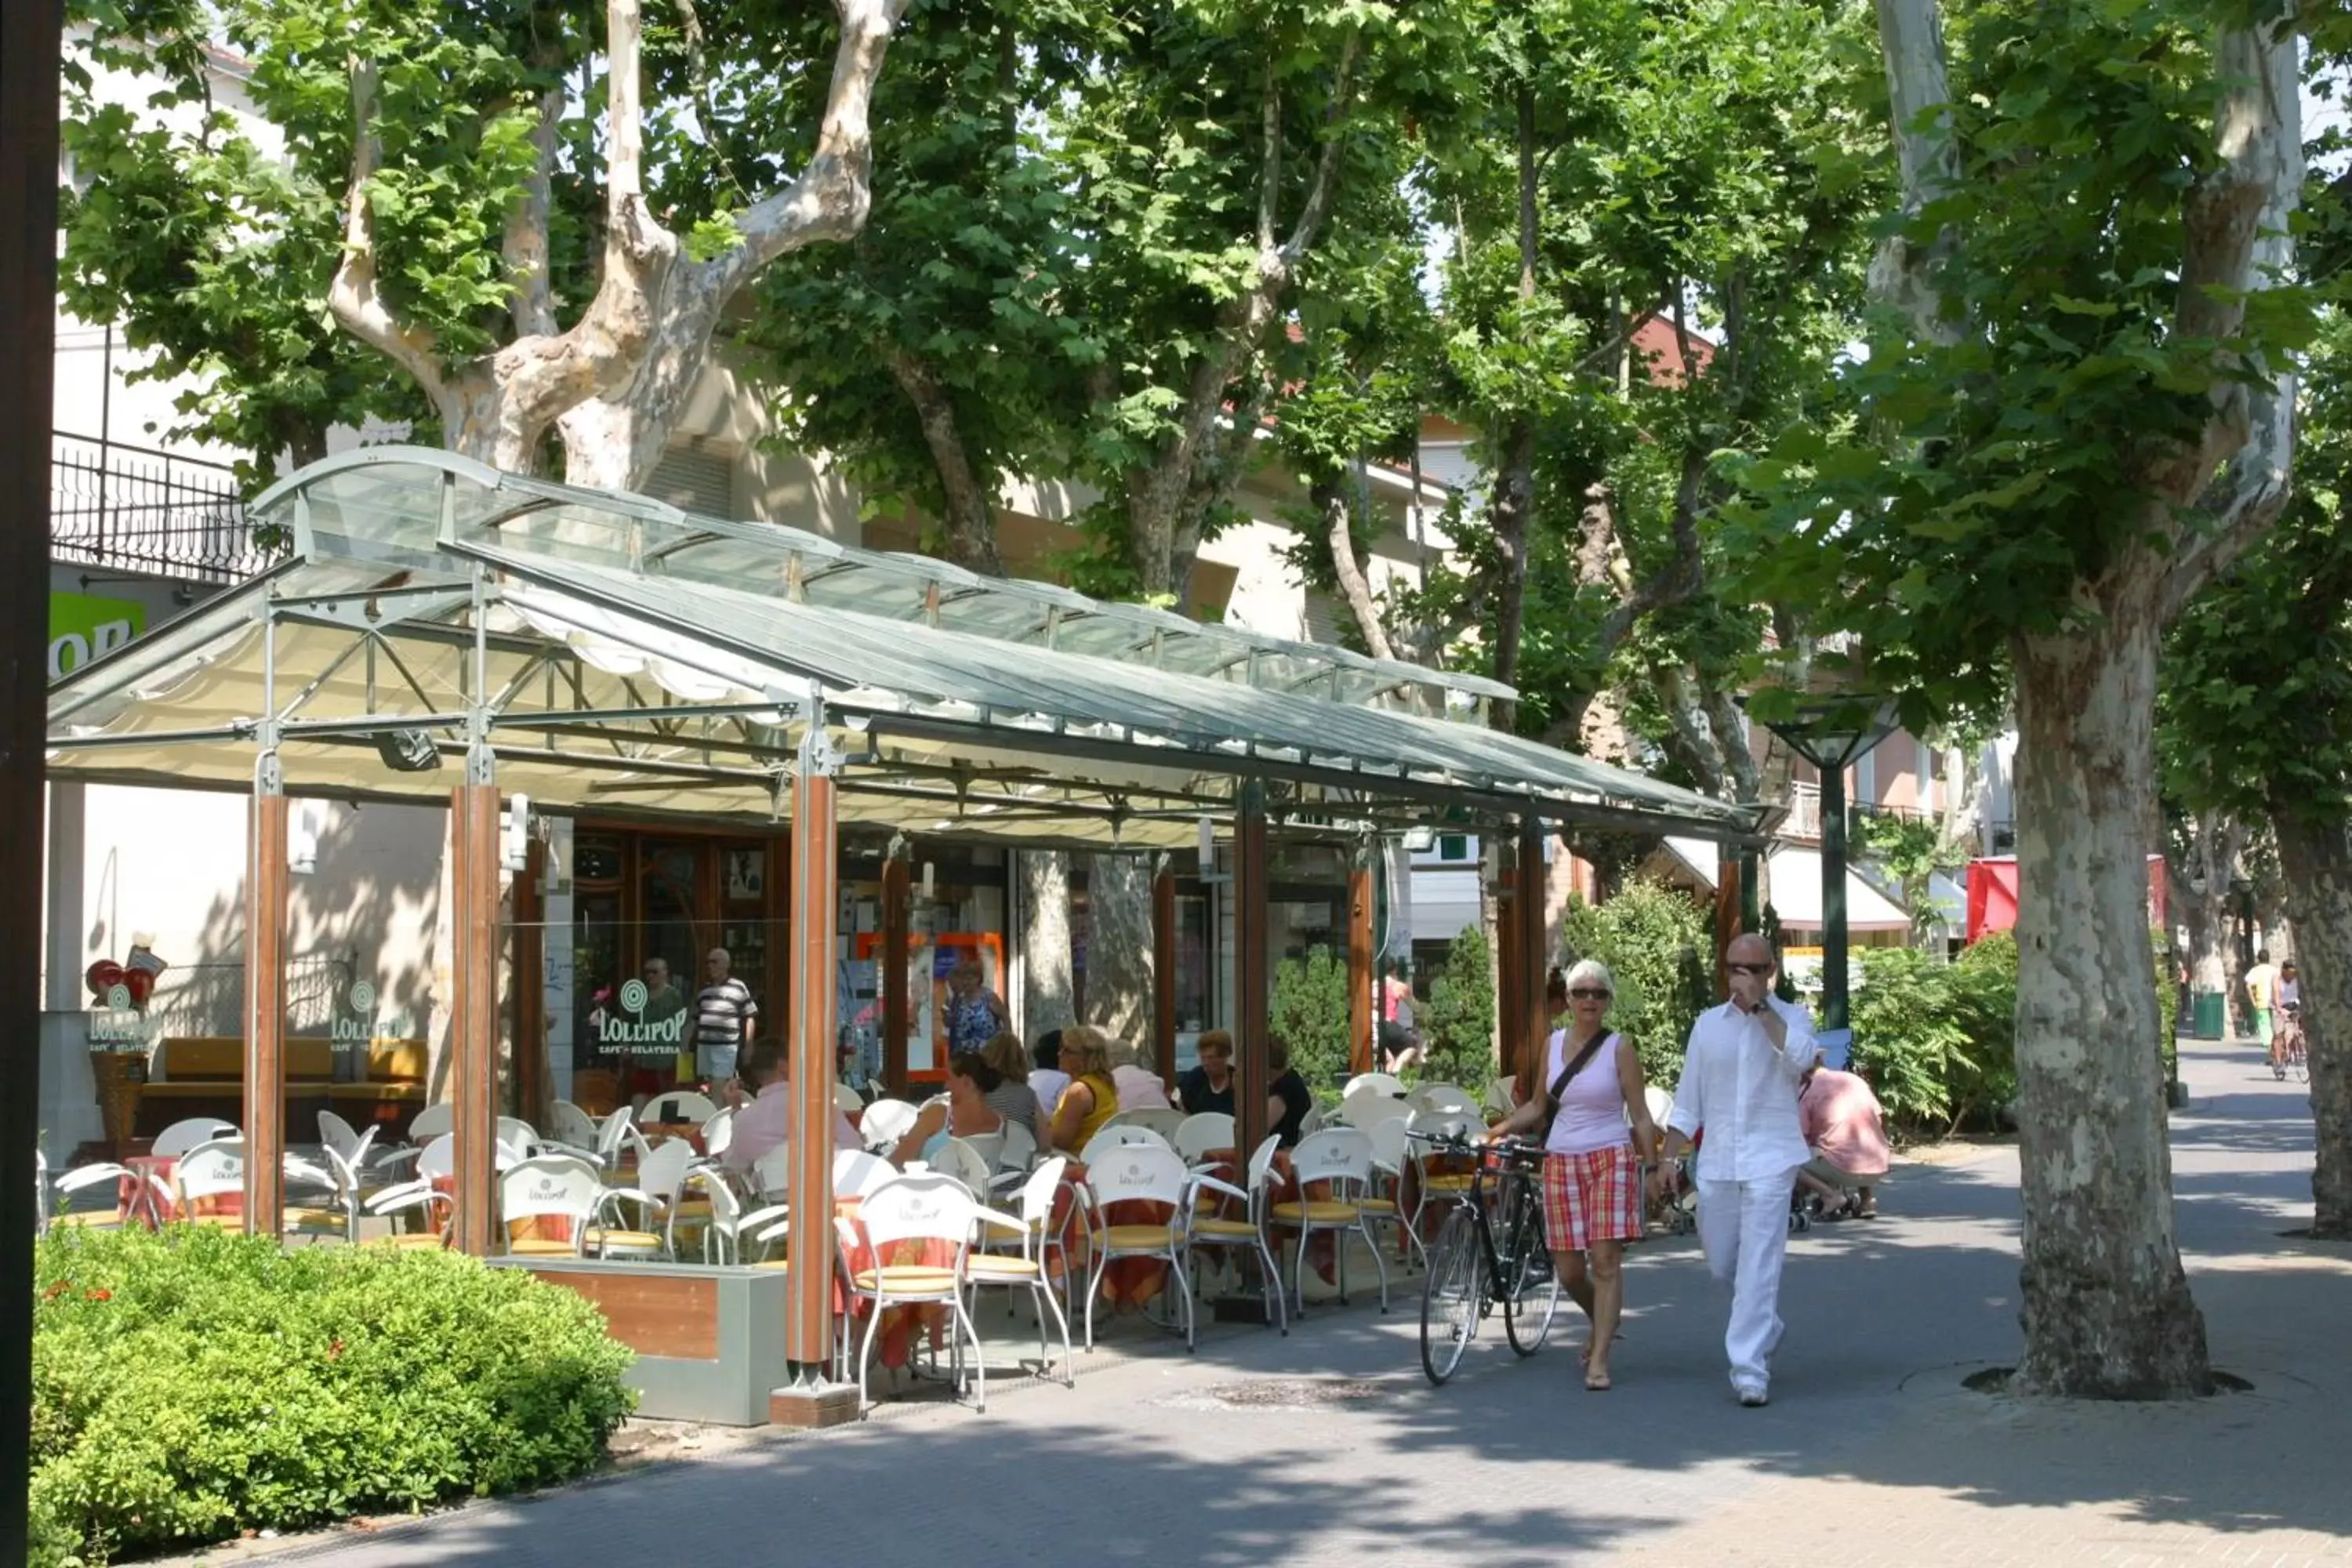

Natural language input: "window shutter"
[644,444,737,518]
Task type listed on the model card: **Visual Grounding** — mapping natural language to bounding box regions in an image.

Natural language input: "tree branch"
[328,59,455,415]
[1324,485,1398,662]
[503,79,564,339]
[884,346,1004,575]
[1257,64,1281,255]
[1868,0,1962,342]
[1275,28,1360,270]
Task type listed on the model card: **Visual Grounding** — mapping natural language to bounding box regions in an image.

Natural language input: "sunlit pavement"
[196,1036,2352,1568]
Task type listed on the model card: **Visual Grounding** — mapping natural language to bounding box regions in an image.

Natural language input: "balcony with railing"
[49,430,285,583]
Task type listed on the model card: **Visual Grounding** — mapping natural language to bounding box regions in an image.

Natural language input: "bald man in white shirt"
[1653,933,1817,1407]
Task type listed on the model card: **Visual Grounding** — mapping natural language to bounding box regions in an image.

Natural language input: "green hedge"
[1847,934,2018,1137]
[1270,946,1352,1089]
[1418,925,1498,1090]
[1560,880,1716,1088]
[34,1227,635,1566]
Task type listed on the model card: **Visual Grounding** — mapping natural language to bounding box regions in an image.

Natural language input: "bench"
[136,1036,430,1138]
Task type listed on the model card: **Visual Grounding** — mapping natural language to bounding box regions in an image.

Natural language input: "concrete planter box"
[489,1257,795,1425]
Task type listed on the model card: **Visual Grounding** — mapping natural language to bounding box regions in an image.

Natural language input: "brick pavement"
[187,1034,2352,1568]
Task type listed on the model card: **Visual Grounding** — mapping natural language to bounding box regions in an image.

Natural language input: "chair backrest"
[859,1098,921,1150]
[690,1167,743,1229]
[1245,1134,1284,1195]
[702,1108,735,1159]
[1639,1085,1674,1133]
[153,1118,237,1158]
[645,1090,718,1126]
[935,1138,996,1201]
[635,1136,696,1202]
[1404,1108,1479,1152]
[857,1171,978,1251]
[996,1120,1038,1176]
[1018,1156,1069,1228]
[1407,1083,1480,1116]
[1083,1143,1191,1212]
[417,1133,457,1182]
[408,1102,455,1142]
[320,1123,380,1194]
[547,1099,601,1150]
[1173,1112,1236,1163]
[496,1118,539,1162]
[1343,1071,1406,1101]
[754,1144,795,1198]
[1298,1102,1328,1136]
[833,1149,895,1200]
[1290,1127,1374,1192]
[833,1083,865,1113]
[596,1107,646,1163]
[175,1138,246,1205]
[1105,1107,1187,1142]
[1080,1123,1172,1164]
[1483,1077,1521,1115]
[1365,1116,1411,1175]
[500,1156,601,1233]
[318,1110,363,1161]
[1338,1094,1410,1131]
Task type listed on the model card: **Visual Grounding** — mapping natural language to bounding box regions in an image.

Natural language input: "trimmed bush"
[1271,945,1352,1089]
[34,1226,634,1566]
[1846,933,2018,1138]
[1560,880,1715,1087]
[1417,925,1497,1090]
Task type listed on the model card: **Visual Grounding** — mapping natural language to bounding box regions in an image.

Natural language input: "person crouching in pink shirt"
[1796,1060,1890,1220]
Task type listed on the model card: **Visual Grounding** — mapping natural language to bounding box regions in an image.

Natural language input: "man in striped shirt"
[695,946,758,1089]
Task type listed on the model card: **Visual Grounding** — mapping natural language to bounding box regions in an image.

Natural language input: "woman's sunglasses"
[1569,987,1611,1000]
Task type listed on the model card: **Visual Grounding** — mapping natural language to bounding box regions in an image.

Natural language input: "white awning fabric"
[1765,847,1912,932]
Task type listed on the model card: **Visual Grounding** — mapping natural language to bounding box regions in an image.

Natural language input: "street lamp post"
[1757,697,1898,1038]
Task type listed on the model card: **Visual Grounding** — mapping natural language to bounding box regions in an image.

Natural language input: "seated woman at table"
[1268,1038,1315,1148]
[891,1052,1009,1169]
[1178,1030,1237,1116]
[980,1031,1051,1149]
[1047,1026,1122,1152]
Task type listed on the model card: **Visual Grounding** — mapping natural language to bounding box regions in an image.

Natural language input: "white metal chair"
[1173,1112,1235,1165]
[592,1106,652,1172]
[859,1098,922,1154]
[151,1117,237,1158]
[1342,1071,1406,1101]
[1483,1076,1521,1116]
[407,1102,454,1142]
[685,1168,791,1265]
[290,1121,387,1242]
[496,1117,540,1163]
[1406,1083,1481,1117]
[545,1099,604,1157]
[1079,1123,1172,1164]
[41,1154,140,1233]
[701,1108,735,1160]
[644,1090,718,1126]
[964,1157,1076,1387]
[1298,1102,1328,1137]
[1105,1107,1187,1142]
[1079,1143,1198,1352]
[168,1138,248,1227]
[833,1083,866,1114]
[933,1137,996,1203]
[743,1147,902,1255]
[840,1173,996,1413]
[499,1155,606,1258]
[1403,1109,1481,1240]
[366,1134,456,1247]
[610,1136,697,1257]
[1338,1093,1411,1131]
[994,1121,1038,1188]
[835,1149,898,1200]
[1362,1114,1425,1269]
[1272,1127,1388,1315]
[1181,1135,1288,1334]
[981,1155,1077,1315]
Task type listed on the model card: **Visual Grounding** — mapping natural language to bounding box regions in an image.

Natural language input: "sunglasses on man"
[1727,962,1773,976]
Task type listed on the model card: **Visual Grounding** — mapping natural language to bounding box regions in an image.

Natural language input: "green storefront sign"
[49,591,147,680]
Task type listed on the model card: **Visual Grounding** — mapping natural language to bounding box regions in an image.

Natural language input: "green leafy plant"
[1559,880,1714,1087]
[1844,932,2019,1139]
[1418,925,1497,1091]
[1269,946,1352,1091]
[32,1227,634,1566]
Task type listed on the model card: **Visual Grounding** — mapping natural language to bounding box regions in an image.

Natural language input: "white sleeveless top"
[1543,1028,1631,1156]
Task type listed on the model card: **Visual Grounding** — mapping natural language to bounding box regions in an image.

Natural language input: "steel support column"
[242,771,288,1236]
[1152,855,1178,1098]
[881,845,910,1099]
[1821,766,1850,1031]
[786,720,842,1374]
[1347,852,1375,1078]
[1233,781,1271,1157]
[450,782,501,1256]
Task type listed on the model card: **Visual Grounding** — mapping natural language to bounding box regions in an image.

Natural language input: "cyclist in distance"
[1486,957,1661,1391]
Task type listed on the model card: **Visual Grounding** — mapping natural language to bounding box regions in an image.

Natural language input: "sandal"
[1584,1368,1613,1392]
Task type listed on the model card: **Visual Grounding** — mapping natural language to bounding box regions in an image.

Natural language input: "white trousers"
[1696,1168,1802,1395]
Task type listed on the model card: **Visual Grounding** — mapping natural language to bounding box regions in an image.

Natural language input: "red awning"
[1966,854,2168,942]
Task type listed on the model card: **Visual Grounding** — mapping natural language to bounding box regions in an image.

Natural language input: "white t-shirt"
[1543,1029,1632,1156]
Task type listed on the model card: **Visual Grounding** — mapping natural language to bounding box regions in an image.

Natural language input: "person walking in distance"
[695,947,758,1091]
[2245,948,2281,1059]
[1653,932,1817,1407]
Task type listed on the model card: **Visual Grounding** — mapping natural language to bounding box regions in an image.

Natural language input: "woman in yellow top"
[1049,1025,1121,1153]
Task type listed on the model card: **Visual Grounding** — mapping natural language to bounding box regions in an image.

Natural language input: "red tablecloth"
[125,1155,241,1226]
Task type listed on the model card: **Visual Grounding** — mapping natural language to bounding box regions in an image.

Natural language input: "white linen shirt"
[1668,996,1817,1183]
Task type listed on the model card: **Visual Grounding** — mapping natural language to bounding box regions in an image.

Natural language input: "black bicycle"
[1414,1131,1561,1385]
[2276,1002,2309,1083]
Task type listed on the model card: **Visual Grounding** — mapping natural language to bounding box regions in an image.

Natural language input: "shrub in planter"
[1560,880,1714,1087]
[33,1226,634,1566]
[1271,946,1352,1090]
[1418,925,1497,1091]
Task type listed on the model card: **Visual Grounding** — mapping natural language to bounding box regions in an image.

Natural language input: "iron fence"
[49,430,285,582]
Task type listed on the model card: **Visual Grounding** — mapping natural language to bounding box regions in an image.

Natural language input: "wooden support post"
[1495,835,1523,1096]
[1515,817,1548,1102]
[1347,854,1375,1078]
[785,731,841,1374]
[1233,782,1271,1157]
[1152,855,1178,1099]
[1715,845,1742,1000]
[242,781,288,1236]
[881,848,910,1099]
[514,835,547,1127]
[451,783,501,1257]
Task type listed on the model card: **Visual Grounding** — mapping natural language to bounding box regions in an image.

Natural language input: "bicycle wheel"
[1501,1178,1562,1356]
[2296,1046,2310,1083]
[1420,1206,1487,1386]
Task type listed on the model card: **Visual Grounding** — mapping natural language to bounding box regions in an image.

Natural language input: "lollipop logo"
[619,978,650,1014]
[349,980,377,1013]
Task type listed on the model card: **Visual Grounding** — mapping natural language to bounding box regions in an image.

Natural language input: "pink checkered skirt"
[1540,1144,1642,1254]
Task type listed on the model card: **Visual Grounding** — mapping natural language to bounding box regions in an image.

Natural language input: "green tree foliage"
[33,1227,633,1566]
[1418,925,1497,1089]
[1847,935,2016,1137]
[1853,810,1969,943]
[1269,945,1352,1088]
[1559,880,1713,1086]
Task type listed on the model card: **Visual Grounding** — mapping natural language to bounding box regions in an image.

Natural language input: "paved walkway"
[239,1036,2352,1567]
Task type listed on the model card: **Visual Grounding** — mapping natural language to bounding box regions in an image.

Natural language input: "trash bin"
[2192,989,2226,1040]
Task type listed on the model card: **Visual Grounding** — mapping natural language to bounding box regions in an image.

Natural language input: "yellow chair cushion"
[369,1233,448,1250]
[508,1237,583,1258]
[285,1207,349,1232]
[1191,1217,1261,1240]
[851,1265,960,1294]
[1272,1200,1361,1225]
[1420,1174,1477,1192]
[49,1210,126,1229]
[590,1229,666,1252]
[1356,1197,1398,1215]
[753,1258,790,1270]
[964,1254,1042,1281]
[1101,1223,1177,1251]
